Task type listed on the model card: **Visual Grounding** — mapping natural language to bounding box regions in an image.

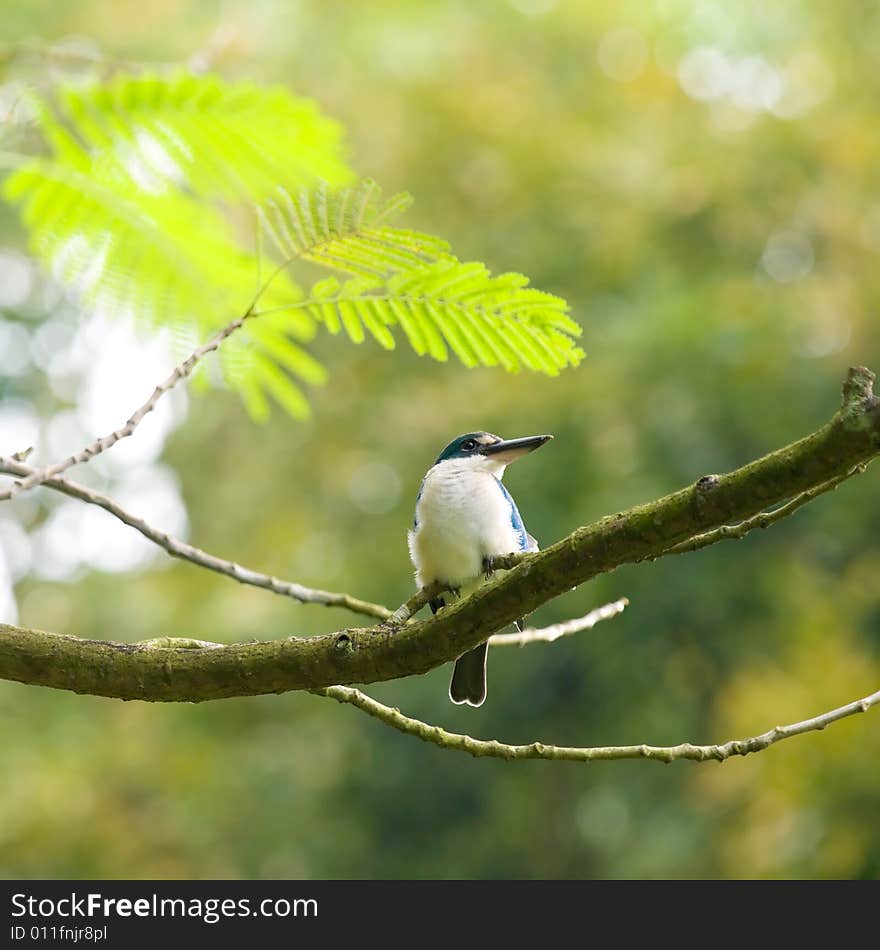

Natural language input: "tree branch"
[59,611,879,765]
[658,467,864,559]
[488,597,628,646]
[0,366,878,702]
[315,683,880,763]
[0,456,391,621]
[124,601,629,653]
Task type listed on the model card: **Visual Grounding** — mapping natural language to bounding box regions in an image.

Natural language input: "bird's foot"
[482,556,496,580]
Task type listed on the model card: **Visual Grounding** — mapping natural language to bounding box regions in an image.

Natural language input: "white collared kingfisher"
[408,431,553,707]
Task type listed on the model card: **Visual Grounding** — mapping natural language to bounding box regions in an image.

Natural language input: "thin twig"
[316,683,880,763]
[489,598,629,646]
[0,256,297,502]
[0,456,391,620]
[0,316,246,500]
[386,582,446,625]
[659,466,867,559]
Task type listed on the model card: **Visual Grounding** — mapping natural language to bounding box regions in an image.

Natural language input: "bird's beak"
[482,434,553,463]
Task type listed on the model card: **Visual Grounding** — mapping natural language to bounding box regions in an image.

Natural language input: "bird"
[407,430,553,707]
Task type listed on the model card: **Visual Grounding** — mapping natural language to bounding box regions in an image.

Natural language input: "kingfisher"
[408,431,553,707]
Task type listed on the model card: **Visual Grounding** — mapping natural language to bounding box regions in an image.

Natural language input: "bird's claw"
[482,556,496,580]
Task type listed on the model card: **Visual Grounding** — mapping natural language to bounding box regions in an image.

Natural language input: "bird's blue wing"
[496,478,536,552]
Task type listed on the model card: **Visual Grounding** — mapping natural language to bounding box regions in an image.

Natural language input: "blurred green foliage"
[1,0,879,879]
[2,69,583,419]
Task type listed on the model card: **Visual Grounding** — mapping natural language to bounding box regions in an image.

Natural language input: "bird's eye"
[461,439,477,452]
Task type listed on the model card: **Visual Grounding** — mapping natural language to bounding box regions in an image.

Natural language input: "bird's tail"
[449,641,489,707]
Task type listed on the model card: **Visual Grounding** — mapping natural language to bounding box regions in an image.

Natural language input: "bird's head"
[433,431,553,476]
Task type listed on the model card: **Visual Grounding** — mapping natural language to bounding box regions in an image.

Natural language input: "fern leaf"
[361,299,397,350]
[217,312,324,420]
[51,73,352,199]
[386,299,428,357]
[2,158,292,329]
[250,351,311,420]
[4,69,582,422]
[279,259,583,375]
[246,321,328,386]
[237,372,272,424]
[2,155,326,420]
[3,72,352,422]
[258,180,453,279]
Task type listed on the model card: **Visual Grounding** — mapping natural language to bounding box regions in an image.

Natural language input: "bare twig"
[0,254,300,502]
[316,683,880,763]
[0,315,247,501]
[489,598,629,646]
[0,456,391,620]
[659,467,867,559]
[386,581,447,625]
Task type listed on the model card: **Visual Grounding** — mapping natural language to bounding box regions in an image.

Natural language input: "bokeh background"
[2,0,879,879]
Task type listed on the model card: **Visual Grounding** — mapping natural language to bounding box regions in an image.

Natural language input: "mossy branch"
[1,367,877,705]
[316,683,880,764]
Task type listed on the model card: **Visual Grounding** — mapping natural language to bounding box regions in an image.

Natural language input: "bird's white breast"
[408,459,522,588]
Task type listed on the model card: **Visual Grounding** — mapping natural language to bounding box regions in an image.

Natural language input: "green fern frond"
[2,157,323,419]
[2,70,354,421]
[222,311,326,418]
[2,158,291,328]
[2,69,583,423]
[265,259,584,376]
[257,181,582,374]
[258,179,453,278]
[51,73,352,199]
